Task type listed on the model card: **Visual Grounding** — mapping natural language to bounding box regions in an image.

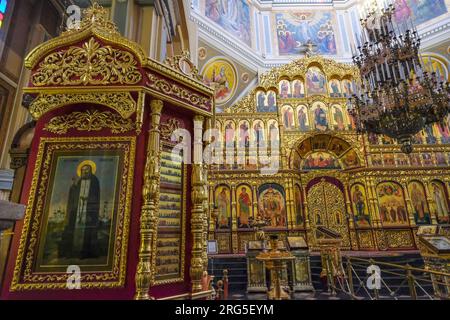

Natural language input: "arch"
[289,134,361,170]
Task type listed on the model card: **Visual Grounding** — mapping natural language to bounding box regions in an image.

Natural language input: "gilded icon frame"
[11,136,136,291]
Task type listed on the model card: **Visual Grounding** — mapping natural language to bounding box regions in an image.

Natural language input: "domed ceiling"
[188,0,449,111]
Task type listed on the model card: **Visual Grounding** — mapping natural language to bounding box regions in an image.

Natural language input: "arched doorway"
[307,179,350,248]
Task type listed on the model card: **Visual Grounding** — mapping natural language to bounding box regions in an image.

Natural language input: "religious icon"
[292,79,305,98]
[329,79,341,97]
[239,121,250,147]
[408,181,431,225]
[303,152,341,170]
[368,133,379,145]
[332,105,345,130]
[297,105,309,131]
[224,121,235,148]
[431,181,450,224]
[258,184,287,227]
[58,160,102,260]
[282,105,294,129]
[371,154,383,166]
[312,103,328,131]
[253,120,265,146]
[377,182,409,226]
[256,91,266,112]
[328,137,350,157]
[306,67,327,95]
[341,79,353,97]
[266,90,277,112]
[269,121,279,143]
[351,184,370,226]
[435,152,447,166]
[202,57,237,108]
[279,79,291,98]
[424,125,437,144]
[215,186,231,229]
[294,185,304,226]
[237,185,252,228]
[436,123,450,143]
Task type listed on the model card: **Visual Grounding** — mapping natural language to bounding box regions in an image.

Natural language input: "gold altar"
[208,56,450,254]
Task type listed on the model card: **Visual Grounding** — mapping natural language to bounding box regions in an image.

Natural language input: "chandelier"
[348,2,450,153]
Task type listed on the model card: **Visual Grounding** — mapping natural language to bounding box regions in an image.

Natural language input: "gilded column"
[191,115,207,293]
[209,184,215,239]
[344,180,358,250]
[424,180,438,224]
[135,99,163,300]
[402,181,416,227]
[202,117,212,270]
[231,184,238,253]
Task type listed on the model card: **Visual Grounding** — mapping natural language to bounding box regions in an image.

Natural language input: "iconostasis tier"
[209,56,450,254]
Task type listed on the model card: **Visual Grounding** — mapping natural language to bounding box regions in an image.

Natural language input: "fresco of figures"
[303,152,341,170]
[256,90,277,112]
[407,181,432,225]
[394,0,447,25]
[215,185,231,229]
[351,184,371,227]
[276,11,337,55]
[236,184,252,228]
[377,182,409,226]
[430,180,450,224]
[258,184,287,227]
[205,0,252,46]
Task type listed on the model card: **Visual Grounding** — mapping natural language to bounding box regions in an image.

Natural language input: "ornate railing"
[322,255,450,300]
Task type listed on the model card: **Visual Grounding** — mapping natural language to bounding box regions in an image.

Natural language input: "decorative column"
[209,184,216,238]
[344,180,358,250]
[366,177,383,250]
[135,99,163,300]
[402,181,416,227]
[286,178,296,230]
[191,115,207,293]
[231,184,238,253]
[202,118,212,271]
[424,180,438,224]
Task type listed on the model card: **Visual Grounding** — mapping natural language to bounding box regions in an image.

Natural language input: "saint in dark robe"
[257,92,265,112]
[314,107,328,131]
[59,164,101,259]
[298,108,308,131]
[267,92,276,112]
[333,106,344,130]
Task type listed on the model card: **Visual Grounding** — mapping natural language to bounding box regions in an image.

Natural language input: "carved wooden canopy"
[22,3,214,122]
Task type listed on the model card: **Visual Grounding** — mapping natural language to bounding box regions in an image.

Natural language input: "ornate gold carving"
[146,73,211,112]
[11,137,135,290]
[44,110,134,134]
[164,51,203,82]
[386,230,414,248]
[160,118,181,141]
[135,100,163,300]
[31,37,142,87]
[63,3,119,36]
[307,180,351,248]
[29,91,136,120]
